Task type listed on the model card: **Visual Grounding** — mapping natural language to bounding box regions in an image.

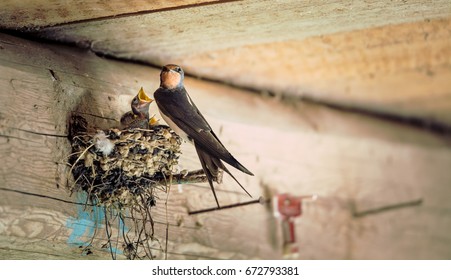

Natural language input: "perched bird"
[153,64,254,207]
[120,87,154,129]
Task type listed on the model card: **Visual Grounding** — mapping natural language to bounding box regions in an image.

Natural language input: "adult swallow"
[120,87,154,129]
[153,64,253,207]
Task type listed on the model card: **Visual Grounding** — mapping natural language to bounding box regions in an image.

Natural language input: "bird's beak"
[137,87,153,104]
[149,116,159,126]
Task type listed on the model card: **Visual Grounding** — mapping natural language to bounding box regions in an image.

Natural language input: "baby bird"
[120,87,154,129]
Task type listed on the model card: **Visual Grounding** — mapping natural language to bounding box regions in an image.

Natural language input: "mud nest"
[67,115,184,259]
[69,126,181,208]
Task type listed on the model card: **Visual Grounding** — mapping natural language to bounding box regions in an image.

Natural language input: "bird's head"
[160,64,184,89]
[131,87,153,116]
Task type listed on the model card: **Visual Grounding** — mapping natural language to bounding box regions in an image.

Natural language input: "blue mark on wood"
[66,192,103,246]
[66,192,126,255]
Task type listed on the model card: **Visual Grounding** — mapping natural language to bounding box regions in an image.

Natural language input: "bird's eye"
[175,67,181,72]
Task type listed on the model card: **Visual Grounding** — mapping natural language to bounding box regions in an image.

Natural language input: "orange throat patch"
[161,71,181,89]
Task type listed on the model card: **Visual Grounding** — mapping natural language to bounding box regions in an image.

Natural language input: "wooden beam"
[178,18,451,126]
[0,0,220,29]
[22,1,451,126]
[30,1,450,58]
[1,33,451,259]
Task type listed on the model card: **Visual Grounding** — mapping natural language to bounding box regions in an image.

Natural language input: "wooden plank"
[1,33,451,259]
[0,32,279,259]
[31,1,451,58]
[0,235,116,260]
[178,18,451,125]
[351,207,451,259]
[26,1,451,126]
[0,0,219,29]
[0,205,122,260]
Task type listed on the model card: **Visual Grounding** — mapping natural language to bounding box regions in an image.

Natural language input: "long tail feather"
[194,144,220,208]
[221,154,254,176]
[212,157,252,198]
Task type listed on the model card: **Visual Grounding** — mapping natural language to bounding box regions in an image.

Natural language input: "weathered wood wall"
[2,1,450,123]
[17,1,451,126]
[0,0,450,261]
[1,33,451,259]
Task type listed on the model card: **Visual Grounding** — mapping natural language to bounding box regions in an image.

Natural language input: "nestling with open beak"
[153,64,254,208]
[120,87,154,129]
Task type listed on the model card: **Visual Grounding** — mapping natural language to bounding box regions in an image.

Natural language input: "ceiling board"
[31,0,451,58]
[1,0,451,125]
[178,18,451,125]
[0,0,220,29]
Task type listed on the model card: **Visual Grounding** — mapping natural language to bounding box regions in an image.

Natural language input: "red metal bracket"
[273,193,317,256]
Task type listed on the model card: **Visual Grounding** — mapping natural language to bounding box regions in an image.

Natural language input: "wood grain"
[1,33,451,259]
[21,1,451,127]
[178,18,451,125]
[0,0,220,29]
[31,1,450,58]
